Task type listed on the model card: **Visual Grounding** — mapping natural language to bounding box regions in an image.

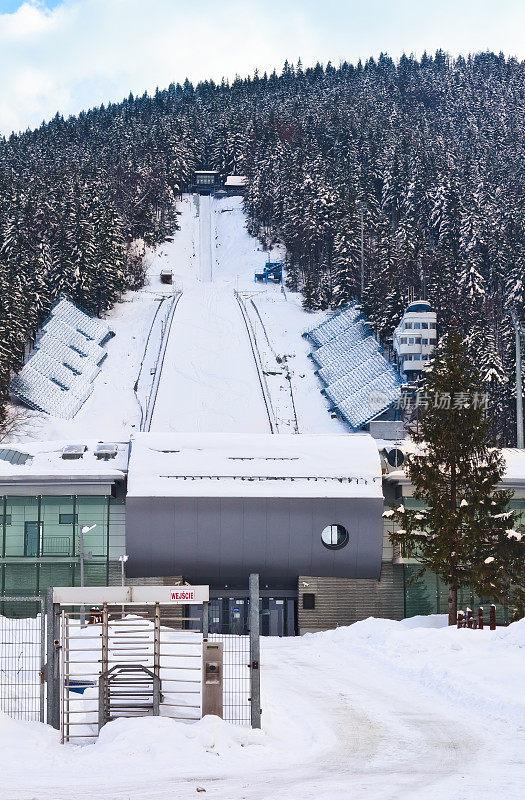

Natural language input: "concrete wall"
[126,495,383,584]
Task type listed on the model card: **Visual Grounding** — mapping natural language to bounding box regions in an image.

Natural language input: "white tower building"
[393,301,437,380]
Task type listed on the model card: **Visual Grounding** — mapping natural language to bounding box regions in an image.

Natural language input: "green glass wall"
[389,496,521,624]
[0,494,112,597]
[404,565,513,623]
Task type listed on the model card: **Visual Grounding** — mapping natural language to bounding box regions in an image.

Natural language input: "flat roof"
[0,440,128,484]
[224,176,247,186]
[127,432,383,499]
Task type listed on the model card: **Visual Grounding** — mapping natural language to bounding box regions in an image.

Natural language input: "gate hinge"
[40,667,45,685]
[251,660,259,670]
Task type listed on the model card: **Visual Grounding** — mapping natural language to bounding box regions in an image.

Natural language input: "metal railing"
[0,597,45,722]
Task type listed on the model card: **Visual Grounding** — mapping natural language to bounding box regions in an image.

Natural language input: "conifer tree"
[389,331,525,624]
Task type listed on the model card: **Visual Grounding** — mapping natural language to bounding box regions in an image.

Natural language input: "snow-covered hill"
[14,193,344,440]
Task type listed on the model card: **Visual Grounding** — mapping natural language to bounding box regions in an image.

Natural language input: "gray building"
[125,432,385,632]
[4,433,521,632]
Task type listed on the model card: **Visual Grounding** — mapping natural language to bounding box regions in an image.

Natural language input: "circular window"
[321,524,349,550]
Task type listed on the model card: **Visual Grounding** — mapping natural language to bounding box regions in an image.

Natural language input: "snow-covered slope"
[147,193,345,434]
[1,616,523,799]
[212,194,346,434]
[10,193,346,441]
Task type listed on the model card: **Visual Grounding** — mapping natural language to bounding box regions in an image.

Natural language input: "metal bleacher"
[306,304,362,348]
[304,303,402,430]
[316,336,380,385]
[10,298,115,419]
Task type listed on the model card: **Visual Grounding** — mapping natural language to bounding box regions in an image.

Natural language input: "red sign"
[170,588,196,603]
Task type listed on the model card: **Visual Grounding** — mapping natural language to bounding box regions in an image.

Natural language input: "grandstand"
[10,298,114,419]
[304,304,402,431]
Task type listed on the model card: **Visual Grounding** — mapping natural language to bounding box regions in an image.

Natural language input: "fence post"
[478,607,484,630]
[40,598,46,723]
[202,600,209,639]
[249,573,261,729]
[457,610,464,629]
[98,673,106,732]
[490,604,496,630]
[46,587,61,730]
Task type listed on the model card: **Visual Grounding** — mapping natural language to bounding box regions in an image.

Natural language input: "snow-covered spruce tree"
[389,331,525,624]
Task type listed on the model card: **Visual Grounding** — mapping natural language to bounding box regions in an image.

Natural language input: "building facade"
[383,447,525,623]
[0,442,127,599]
[1,435,522,631]
[125,433,385,588]
[393,301,437,380]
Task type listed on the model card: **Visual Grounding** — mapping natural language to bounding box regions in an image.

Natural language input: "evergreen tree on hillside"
[0,52,523,439]
[389,331,525,623]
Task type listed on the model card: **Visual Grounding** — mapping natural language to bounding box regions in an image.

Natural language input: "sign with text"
[53,585,210,605]
[169,585,209,604]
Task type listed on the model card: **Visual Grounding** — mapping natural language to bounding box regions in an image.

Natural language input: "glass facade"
[195,172,218,187]
[394,495,525,624]
[404,565,513,624]
[0,494,115,597]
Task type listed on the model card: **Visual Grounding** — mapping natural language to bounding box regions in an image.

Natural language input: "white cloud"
[0,0,523,136]
[0,0,318,135]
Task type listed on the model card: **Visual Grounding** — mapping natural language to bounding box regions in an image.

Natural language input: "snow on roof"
[127,432,383,499]
[404,301,434,314]
[384,446,525,489]
[0,440,128,484]
[224,175,247,187]
[499,449,525,486]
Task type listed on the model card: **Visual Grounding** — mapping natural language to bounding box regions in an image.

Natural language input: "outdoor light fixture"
[78,524,96,627]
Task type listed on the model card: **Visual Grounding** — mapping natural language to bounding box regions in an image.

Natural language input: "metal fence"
[0,597,45,722]
[208,633,251,726]
[56,597,257,743]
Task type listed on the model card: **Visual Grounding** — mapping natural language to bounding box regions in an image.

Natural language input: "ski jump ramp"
[149,195,270,433]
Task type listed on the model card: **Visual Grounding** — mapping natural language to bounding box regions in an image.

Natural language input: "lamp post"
[358,201,367,297]
[510,309,524,449]
[118,554,129,619]
[79,524,95,627]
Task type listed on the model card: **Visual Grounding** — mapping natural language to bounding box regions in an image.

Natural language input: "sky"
[0,0,523,136]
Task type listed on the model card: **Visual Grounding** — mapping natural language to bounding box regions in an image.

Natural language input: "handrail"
[143,290,183,430]
[234,290,276,433]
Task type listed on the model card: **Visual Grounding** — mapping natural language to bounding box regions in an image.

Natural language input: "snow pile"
[0,665,334,793]
[304,615,525,726]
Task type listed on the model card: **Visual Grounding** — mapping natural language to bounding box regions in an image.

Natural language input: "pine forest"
[0,51,523,442]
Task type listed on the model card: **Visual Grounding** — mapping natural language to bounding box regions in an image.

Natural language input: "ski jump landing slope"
[149,195,270,433]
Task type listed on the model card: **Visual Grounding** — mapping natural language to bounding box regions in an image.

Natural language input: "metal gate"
[59,602,205,742]
[0,596,45,722]
[48,576,261,743]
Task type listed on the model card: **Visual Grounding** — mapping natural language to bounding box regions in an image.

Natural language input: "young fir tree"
[388,331,524,624]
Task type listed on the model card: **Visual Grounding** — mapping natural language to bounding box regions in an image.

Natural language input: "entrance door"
[24,522,39,557]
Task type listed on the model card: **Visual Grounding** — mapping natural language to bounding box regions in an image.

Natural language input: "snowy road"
[3,617,524,800]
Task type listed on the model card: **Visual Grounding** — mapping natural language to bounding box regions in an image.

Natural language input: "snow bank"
[303,615,525,726]
[0,676,333,792]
